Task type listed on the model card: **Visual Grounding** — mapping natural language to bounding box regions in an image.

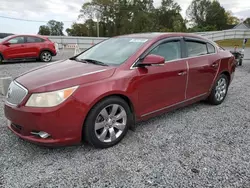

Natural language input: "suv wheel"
[40,51,52,62]
[0,55,3,64]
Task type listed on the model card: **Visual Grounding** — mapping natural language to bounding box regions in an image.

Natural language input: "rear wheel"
[83,96,133,148]
[207,74,229,105]
[40,51,52,62]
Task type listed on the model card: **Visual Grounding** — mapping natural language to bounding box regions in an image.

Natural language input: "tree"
[38,25,50,35]
[66,23,88,36]
[244,18,250,26]
[38,20,64,36]
[73,0,186,37]
[186,0,211,27]
[205,0,227,30]
[47,20,64,36]
[226,11,240,25]
[187,0,230,31]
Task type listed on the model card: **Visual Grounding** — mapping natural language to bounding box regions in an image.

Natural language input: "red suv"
[0,35,57,63]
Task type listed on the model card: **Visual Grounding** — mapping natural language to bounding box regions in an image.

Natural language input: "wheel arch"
[39,48,54,56]
[82,93,136,140]
[220,70,231,83]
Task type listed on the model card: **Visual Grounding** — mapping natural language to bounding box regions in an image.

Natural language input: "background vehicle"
[0,34,57,63]
[230,50,244,66]
[4,33,236,148]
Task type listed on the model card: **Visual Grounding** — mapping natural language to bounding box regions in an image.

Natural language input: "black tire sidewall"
[0,55,3,64]
[40,51,52,62]
[209,74,229,105]
[84,97,133,148]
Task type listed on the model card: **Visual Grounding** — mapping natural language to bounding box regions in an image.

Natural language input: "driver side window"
[8,37,25,44]
[149,41,181,61]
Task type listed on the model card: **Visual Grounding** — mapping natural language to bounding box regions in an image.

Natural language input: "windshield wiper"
[81,59,109,66]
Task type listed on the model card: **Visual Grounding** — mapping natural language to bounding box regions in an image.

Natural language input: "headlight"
[25,86,78,107]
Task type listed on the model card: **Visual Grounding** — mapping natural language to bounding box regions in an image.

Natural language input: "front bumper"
[4,97,87,146]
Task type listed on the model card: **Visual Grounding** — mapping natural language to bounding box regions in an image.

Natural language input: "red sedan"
[0,34,57,63]
[4,33,236,148]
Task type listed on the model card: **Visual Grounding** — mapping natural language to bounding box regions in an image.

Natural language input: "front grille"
[6,81,28,105]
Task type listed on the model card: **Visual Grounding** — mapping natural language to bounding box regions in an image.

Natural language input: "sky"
[0,0,250,35]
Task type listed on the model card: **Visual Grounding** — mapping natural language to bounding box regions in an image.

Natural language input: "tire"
[40,51,52,62]
[83,96,133,148]
[207,74,229,105]
[0,55,3,64]
[239,59,242,66]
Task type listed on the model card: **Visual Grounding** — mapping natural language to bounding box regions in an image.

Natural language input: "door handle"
[211,63,219,68]
[178,71,187,76]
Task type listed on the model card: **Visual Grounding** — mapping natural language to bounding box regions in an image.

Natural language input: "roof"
[117,32,206,40]
[233,23,250,29]
[2,34,48,39]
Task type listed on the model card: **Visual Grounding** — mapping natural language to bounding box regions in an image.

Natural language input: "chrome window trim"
[141,93,208,117]
[130,52,217,70]
[5,80,29,107]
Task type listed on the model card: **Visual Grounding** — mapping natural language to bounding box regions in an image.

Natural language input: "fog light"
[31,131,51,139]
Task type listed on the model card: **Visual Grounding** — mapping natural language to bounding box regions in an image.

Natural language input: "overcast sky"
[0,0,250,35]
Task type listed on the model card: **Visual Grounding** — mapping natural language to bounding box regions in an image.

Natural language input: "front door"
[4,36,27,59]
[135,39,188,116]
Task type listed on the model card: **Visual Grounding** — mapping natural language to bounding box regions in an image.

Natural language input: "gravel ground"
[0,55,250,187]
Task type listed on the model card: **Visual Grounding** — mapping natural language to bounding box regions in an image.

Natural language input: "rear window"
[207,43,215,54]
[27,37,45,43]
[186,41,208,57]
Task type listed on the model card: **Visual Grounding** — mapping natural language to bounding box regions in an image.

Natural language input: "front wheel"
[239,59,243,66]
[83,96,133,148]
[0,55,3,64]
[40,51,52,62]
[207,74,229,105]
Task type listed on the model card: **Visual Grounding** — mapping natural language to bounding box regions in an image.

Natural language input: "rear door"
[184,38,219,99]
[3,36,27,59]
[135,38,188,116]
[25,36,45,58]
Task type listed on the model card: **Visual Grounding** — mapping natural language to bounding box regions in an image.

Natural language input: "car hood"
[16,59,116,92]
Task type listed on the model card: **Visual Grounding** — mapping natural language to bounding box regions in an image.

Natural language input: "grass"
[216,39,250,47]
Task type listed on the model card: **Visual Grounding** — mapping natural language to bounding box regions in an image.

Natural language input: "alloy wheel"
[215,77,227,101]
[42,52,52,62]
[95,104,127,143]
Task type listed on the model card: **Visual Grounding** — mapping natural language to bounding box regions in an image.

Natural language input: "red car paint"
[4,33,235,146]
[0,34,56,61]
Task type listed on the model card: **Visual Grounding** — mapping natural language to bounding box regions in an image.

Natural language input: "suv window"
[186,41,208,57]
[27,37,44,43]
[149,41,181,61]
[8,37,25,44]
[207,43,215,54]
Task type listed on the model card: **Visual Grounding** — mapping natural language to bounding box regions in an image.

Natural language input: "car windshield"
[75,37,149,66]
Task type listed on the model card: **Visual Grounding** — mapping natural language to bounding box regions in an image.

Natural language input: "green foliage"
[47,0,241,37]
[226,11,240,25]
[187,0,240,32]
[38,25,50,35]
[66,0,186,37]
[244,18,250,26]
[38,20,64,36]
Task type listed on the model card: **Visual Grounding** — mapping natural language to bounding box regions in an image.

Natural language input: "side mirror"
[139,54,165,66]
[3,42,10,46]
